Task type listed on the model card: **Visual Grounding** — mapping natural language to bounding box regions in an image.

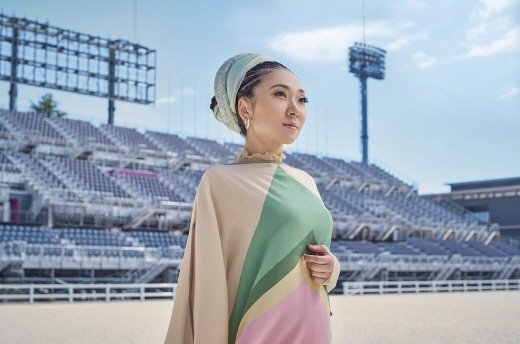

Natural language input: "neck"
[235,146,286,164]
[244,137,284,155]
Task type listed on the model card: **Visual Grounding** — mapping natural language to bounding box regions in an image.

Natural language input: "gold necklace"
[235,147,286,163]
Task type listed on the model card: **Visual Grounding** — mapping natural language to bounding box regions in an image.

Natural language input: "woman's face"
[239,68,307,146]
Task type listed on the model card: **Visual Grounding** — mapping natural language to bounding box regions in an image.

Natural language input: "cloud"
[411,51,436,68]
[461,0,519,58]
[464,27,519,57]
[499,86,519,99]
[386,37,410,51]
[386,31,428,52]
[405,0,429,10]
[266,21,418,64]
[157,87,195,105]
[471,0,516,20]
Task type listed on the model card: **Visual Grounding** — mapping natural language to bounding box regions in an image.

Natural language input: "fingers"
[306,244,328,255]
[304,244,335,284]
[303,253,333,264]
[306,261,332,273]
[310,272,330,285]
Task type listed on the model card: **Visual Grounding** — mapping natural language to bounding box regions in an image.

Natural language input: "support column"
[9,27,19,111]
[108,46,116,125]
[360,76,368,165]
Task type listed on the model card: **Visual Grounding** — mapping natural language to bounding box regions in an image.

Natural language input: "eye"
[274,90,308,104]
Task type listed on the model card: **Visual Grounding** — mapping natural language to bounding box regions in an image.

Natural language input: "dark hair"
[210,60,291,137]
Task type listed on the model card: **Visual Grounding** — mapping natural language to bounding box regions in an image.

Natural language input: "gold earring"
[244,113,250,130]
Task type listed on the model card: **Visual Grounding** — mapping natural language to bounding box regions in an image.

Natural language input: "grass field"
[0,291,518,343]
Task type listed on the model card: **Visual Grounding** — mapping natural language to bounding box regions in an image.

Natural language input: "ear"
[237,97,253,122]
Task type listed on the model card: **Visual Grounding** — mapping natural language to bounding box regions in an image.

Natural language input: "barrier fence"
[0,279,519,304]
[0,283,176,303]
[342,279,520,295]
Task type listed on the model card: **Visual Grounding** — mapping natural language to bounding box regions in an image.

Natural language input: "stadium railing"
[343,279,520,295]
[0,283,176,303]
[0,279,518,304]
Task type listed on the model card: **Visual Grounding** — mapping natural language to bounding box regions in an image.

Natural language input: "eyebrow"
[269,84,305,93]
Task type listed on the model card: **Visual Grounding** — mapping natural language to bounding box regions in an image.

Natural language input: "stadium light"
[348,42,386,164]
[0,13,156,125]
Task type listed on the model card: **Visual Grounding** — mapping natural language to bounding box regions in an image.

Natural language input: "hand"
[303,244,334,285]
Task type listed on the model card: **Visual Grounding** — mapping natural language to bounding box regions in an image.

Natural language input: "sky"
[0,0,519,195]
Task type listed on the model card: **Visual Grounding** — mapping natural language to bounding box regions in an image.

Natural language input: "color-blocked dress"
[164,160,340,344]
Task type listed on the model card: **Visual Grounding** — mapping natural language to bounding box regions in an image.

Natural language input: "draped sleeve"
[164,169,229,344]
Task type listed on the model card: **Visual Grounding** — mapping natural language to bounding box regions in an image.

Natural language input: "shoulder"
[282,163,316,184]
[193,165,226,200]
[281,163,319,194]
[198,165,221,185]
[201,164,234,179]
[198,164,237,187]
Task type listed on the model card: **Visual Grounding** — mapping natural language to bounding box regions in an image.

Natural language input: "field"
[0,291,518,343]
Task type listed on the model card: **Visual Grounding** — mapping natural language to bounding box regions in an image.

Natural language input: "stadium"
[1,107,519,289]
[0,1,519,343]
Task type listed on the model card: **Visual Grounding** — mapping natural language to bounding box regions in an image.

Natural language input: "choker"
[235,147,286,163]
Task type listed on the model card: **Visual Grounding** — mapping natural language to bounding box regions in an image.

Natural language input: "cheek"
[300,112,307,126]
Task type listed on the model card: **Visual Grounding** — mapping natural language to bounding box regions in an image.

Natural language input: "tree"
[30,93,67,118]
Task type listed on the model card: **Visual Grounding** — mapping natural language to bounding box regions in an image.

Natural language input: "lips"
[283,123,298,129]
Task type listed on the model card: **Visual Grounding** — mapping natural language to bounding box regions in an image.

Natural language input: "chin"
[282,136,299,145]
[274,130,300,145]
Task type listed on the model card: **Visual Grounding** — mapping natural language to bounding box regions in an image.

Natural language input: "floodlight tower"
[348,42,386,164]
[0,14,156,125]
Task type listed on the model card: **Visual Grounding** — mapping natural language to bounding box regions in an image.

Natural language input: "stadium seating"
[291,152,337,176]
[52,117,119,151]
[185,136,235,161]
[2,223,517,259]
[351,161,407,186]
[128,230,187,248]
[405,237,451,256]
[0,108,495,232]
[0,224,61,245]
[41,154,131,199]
[0,109,517,285]
[0,120,12,138]
[100,124,162,152]
[0,151,21,174]
[110,168,182,202]
[159,169,203,202]
[0,110,68,145]
[145,131,201,156]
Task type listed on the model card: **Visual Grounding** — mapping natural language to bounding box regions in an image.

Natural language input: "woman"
[164,53,340,344]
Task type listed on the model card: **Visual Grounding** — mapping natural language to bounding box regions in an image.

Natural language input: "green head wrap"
[212,53,274,133]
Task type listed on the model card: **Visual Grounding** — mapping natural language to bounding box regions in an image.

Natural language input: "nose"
[287,97,301,118]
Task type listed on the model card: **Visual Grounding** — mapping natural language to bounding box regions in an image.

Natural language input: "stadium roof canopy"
[447,177,520,192]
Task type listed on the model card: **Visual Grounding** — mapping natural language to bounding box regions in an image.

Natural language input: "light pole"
[348,42,386,164]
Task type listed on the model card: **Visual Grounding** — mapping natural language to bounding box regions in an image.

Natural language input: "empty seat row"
[2,224,519,259]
